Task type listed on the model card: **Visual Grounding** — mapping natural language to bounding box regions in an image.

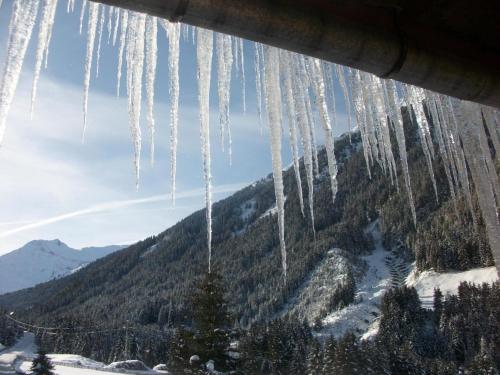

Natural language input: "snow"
[406,265,498,309]
[105,360,150,371]
[0,333,167,374]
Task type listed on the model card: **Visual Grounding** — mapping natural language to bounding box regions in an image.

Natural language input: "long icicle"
[264,46,287,278]
[160,20,181,203]
[145,16,158,166]
[82,2,99,141]
[196,28,214,273]
[0,0,40,145]
[310,58,338,204]
[384,79,416,224]
[95,4,105,78]
[216,33,234,161]
[30,0,58,119]
[281,52,305,217]
[125,12,146,190]
[78,0,86,35]
[116,10,128,96]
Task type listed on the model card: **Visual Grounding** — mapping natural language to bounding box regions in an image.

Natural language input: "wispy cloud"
[0,183,246,240]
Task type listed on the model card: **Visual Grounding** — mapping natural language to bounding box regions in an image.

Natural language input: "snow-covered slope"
[0,240,124,294]
[317,220,395,340]
[406,265,498,309]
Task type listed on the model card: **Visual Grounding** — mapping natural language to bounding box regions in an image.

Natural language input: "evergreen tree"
[191,271,231,369]
[433,287,443,325]
[306,339,322,375]
[322,335,336,374]
[31,350,55,375]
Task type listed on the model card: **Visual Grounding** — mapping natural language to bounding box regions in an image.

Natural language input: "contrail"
[0,183,246,239]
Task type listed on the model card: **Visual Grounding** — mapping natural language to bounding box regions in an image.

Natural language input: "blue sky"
[0,1,348,255]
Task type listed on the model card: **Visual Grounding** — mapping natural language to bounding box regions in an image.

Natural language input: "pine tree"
[322,335,336,374]
[306,339,323,375]
[31,350,55,375]
[191,271,231,369]
[433,287,443,325]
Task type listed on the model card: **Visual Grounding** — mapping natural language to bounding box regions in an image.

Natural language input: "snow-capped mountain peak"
[0,240,124,295]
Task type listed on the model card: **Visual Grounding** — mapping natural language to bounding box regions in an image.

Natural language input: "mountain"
[0,240,124,294]
[0,109,493,333]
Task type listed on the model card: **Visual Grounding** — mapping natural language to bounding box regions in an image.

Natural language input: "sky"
[0,1,349,255]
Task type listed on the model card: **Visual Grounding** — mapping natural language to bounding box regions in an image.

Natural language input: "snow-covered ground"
[0,333,169,374]
[406,265,498,309]
[318,220,393,340]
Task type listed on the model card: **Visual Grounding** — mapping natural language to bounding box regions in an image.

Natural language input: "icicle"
[95,5,105,78]
[455,100,500,277]
[112,7,120,46]
[116,10,128,96]
[145,16,157,166]
[371,75,398,186]
[281,52,305,217]
[160,20,180,203]
[0,0,40,144]
[125,12,146,190]
[263,46,287,278]
[350,69,373,178]
[238,38,246,114]
[305,89,320,176]
[196,28,214,273]
[106,6,114,44]
[427,92,457,206]
[482,106,500,163]
[323,62,337,129]
[79,0,86,35]
[406,85,439,202]
[82,2,99,141]
[292,55,316,234]
[254,43,263,132]
[384,79,416,224]
[30,0,58,119]
[216,33,234,161]
[0,0,3,8]
[310,59,338,204]
[336,64,353,139]
[42,0,57,69]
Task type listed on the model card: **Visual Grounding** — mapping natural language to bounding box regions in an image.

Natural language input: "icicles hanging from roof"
[0,0,40,145]
[30,0,58,119]
[145,16,158,166]
[263,46,287,279]
[82,2,99,141]
[196,28,214,273]
[1,0,500,277]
